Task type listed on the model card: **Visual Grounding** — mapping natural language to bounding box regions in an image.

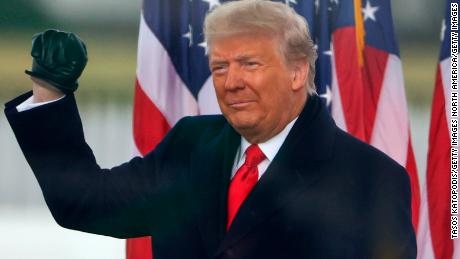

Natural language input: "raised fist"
[25,29,88,93]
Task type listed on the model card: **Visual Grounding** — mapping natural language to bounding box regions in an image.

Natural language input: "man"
[5,1,416,258]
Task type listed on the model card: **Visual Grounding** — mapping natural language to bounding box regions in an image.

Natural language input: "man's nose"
[224,64,244,91]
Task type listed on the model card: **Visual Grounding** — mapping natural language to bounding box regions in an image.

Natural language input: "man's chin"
[222,109,261,130]
[227,117,259,132]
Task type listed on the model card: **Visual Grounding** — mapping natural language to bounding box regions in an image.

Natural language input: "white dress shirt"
[17,96,298,181]
[230,117,298,180]
[16,95,65,112]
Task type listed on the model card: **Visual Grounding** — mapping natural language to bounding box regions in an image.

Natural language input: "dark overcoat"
[5,92,416,258]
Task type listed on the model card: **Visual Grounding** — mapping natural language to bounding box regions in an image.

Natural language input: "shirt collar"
[239,117,298,162]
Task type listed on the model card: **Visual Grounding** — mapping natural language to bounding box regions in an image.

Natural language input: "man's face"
[209,33,305,142]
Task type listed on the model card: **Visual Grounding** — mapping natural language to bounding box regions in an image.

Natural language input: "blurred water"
[0,100,430,258]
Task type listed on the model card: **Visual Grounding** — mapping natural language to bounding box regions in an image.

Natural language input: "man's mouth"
[227,100,255,109]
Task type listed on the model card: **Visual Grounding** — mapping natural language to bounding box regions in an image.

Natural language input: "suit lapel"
[194,122,240,258]
[215,94,337,256]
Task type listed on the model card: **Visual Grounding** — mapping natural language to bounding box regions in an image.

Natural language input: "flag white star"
[440,19,446,41]
[330,0,339,4]
[202,0,220,10]
[183,24,193,47]
[314,0,320,13]
[320,86,332,107]
[199,41,208,55]
[285,0,297,5]
[362,1,379,22]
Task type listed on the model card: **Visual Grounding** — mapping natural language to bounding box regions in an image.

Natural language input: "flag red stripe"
[406,136,420,230]
[426,66,453,259]
[332,27,366,141]
[133,79,171,156]
[362,46,388,142]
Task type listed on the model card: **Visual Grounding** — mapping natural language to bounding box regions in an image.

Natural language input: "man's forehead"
[210,51,262,62]
[209,34,278,61]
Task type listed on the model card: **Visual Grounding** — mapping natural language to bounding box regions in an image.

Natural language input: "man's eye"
[212,66,227,74]
[244,62,259,68]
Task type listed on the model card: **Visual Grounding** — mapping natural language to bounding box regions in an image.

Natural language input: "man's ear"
[291,60,309,91]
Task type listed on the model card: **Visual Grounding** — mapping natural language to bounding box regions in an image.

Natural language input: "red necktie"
[227,144,266,230]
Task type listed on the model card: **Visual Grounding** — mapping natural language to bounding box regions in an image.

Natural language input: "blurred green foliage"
[0,1,53,30]
[400,43,439,107]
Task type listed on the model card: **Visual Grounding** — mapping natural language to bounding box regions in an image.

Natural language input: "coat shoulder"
[182,114,227,127]
[169,114,229,147]
[178,114,228,136]
[333,128,408,181]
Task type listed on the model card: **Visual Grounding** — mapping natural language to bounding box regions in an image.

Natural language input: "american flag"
[129,0,420,258]
[313,0,420,232]
[417,1,457,258]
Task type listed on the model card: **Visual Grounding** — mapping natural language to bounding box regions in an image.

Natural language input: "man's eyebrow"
[234,54,257,62]
[209,59,228,66]
[209,54,259,66]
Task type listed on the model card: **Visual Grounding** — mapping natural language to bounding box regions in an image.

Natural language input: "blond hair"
[204,0,317,93]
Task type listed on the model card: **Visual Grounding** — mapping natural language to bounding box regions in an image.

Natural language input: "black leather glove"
[25,29,88,93]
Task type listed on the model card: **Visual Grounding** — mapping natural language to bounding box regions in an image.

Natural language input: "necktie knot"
[244,144,265,167]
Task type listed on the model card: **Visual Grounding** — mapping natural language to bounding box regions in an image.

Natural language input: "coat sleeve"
[368,164,417,259]
[4,91,191,239]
